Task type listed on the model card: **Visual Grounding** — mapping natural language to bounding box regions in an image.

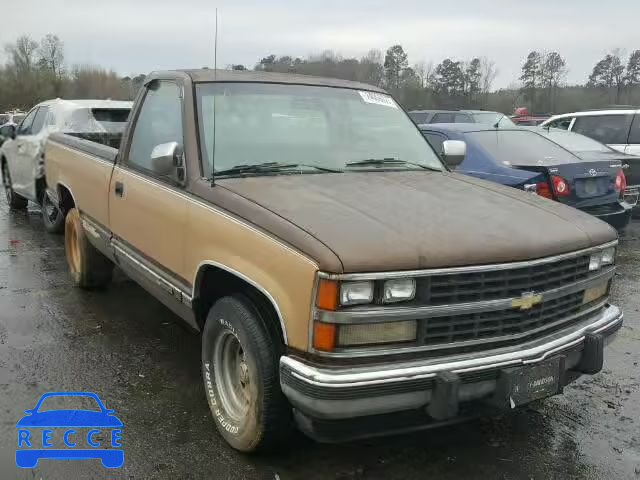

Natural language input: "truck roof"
[147,69,387,94]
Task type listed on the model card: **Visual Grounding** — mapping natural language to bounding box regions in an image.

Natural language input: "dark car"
[531,127,640,213]
[420,123,632,229]
[408,109,515,127]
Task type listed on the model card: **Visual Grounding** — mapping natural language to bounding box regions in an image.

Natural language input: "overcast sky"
[3,0,638,88]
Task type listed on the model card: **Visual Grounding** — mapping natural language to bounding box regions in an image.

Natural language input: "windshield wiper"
[345,158,440,171]
[214,162,342,177]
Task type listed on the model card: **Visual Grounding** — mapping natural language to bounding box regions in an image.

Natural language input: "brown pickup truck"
[44,69,623,452]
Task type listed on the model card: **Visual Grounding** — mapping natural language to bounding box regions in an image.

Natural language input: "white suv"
[540,108,640,156]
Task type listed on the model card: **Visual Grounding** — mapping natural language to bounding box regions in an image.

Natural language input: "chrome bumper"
[280,304,623,421]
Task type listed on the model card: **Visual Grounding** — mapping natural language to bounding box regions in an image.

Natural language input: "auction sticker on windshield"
[15,391,123,468]
[358,90,397,108]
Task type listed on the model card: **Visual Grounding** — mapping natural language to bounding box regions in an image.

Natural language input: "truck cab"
[44,70,623,452]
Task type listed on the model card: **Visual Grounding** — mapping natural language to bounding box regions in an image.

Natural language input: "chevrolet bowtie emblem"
[512,292,543,310]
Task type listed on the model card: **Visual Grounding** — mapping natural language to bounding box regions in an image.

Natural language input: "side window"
[572,114,633,144]
[629,115,640,144]
[127,81,183,176]
[548,117,572,130]
[409,112,430,124]
[423,132,445,156]
[17,108,38,135]
[432,113,455,123]
[30,107,49,134]
[454,114,473,123]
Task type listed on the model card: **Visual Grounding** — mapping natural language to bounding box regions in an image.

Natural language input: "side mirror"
[150,142,183,178]
[1,124,16,140]
[441,140,466,169]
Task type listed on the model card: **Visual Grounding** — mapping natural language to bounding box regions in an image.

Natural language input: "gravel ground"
[0,203,639,480]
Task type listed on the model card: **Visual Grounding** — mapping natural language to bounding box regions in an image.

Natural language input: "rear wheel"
[65,208,113,288]
[201,294,292,452]
[2,161,28,210]
[42,191,65,234]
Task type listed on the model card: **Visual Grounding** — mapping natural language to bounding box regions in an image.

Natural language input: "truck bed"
[48,132,119,163]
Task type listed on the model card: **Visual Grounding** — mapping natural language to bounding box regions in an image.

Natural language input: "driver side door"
[109,80,189,294]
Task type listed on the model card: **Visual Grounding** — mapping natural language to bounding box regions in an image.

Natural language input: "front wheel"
[42,191,65,234]
[2,161,28,210]
[201,294,292,452]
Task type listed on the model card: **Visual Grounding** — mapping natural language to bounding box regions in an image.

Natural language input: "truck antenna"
[210,7,218,186]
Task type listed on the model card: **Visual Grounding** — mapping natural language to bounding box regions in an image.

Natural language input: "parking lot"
[0,202,637,479]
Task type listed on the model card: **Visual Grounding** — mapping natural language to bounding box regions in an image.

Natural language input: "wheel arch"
[192,261,288,345]
[56,182,77,214]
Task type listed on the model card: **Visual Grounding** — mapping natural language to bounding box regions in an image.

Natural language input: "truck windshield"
[195,82,443,177]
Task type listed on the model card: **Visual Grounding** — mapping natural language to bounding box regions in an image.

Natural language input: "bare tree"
[5,35,39,72]
[479,57,498,97]
[38,34,64,75]
[38,34,65,96]
[540,51,567,111]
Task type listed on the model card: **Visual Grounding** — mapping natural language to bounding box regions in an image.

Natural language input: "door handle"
[114,181,124,197]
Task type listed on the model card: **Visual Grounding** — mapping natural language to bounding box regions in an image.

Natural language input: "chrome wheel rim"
[67,219,81,274]
[212,329,252,421]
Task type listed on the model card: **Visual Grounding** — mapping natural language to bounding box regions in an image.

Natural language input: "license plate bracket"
[509,357,562,406]
[490,357,564,409]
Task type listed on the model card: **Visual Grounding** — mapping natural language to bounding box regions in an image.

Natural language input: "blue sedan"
[419,123,632,230]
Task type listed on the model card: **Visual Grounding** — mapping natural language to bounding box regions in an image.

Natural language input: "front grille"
[416,255,590,305]
[419,293,604,350]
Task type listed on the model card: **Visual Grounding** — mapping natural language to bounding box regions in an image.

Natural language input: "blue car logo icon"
[16,391,123,468]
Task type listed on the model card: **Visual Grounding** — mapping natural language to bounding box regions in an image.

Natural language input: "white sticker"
[358,90,397,109]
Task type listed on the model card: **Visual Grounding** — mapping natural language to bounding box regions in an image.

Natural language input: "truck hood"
[218,171,617,273]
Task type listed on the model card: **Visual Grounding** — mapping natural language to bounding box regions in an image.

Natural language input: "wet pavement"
[0,202,639,480]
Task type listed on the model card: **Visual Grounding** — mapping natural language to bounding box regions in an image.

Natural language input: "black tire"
[64,208,113,288]
[2,161,28,210]
[201,294,292,452]
[42,191,65,234]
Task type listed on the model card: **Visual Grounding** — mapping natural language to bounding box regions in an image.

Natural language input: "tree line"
[2,33,640,115]
[0,34,145,112]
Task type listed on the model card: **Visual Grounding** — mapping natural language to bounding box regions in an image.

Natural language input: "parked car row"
[1,71,626,453]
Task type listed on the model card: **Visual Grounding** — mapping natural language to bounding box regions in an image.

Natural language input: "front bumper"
[280,303,622,441]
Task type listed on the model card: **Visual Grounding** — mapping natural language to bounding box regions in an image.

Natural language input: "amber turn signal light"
[313,322,336,352]
[316,279,338,310]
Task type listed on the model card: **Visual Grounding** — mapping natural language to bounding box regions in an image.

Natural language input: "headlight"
[600,247,616,266]
[337,321,417,346]
[339,281,373,306]
[589,246,616,271]
[383,278,416,303]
